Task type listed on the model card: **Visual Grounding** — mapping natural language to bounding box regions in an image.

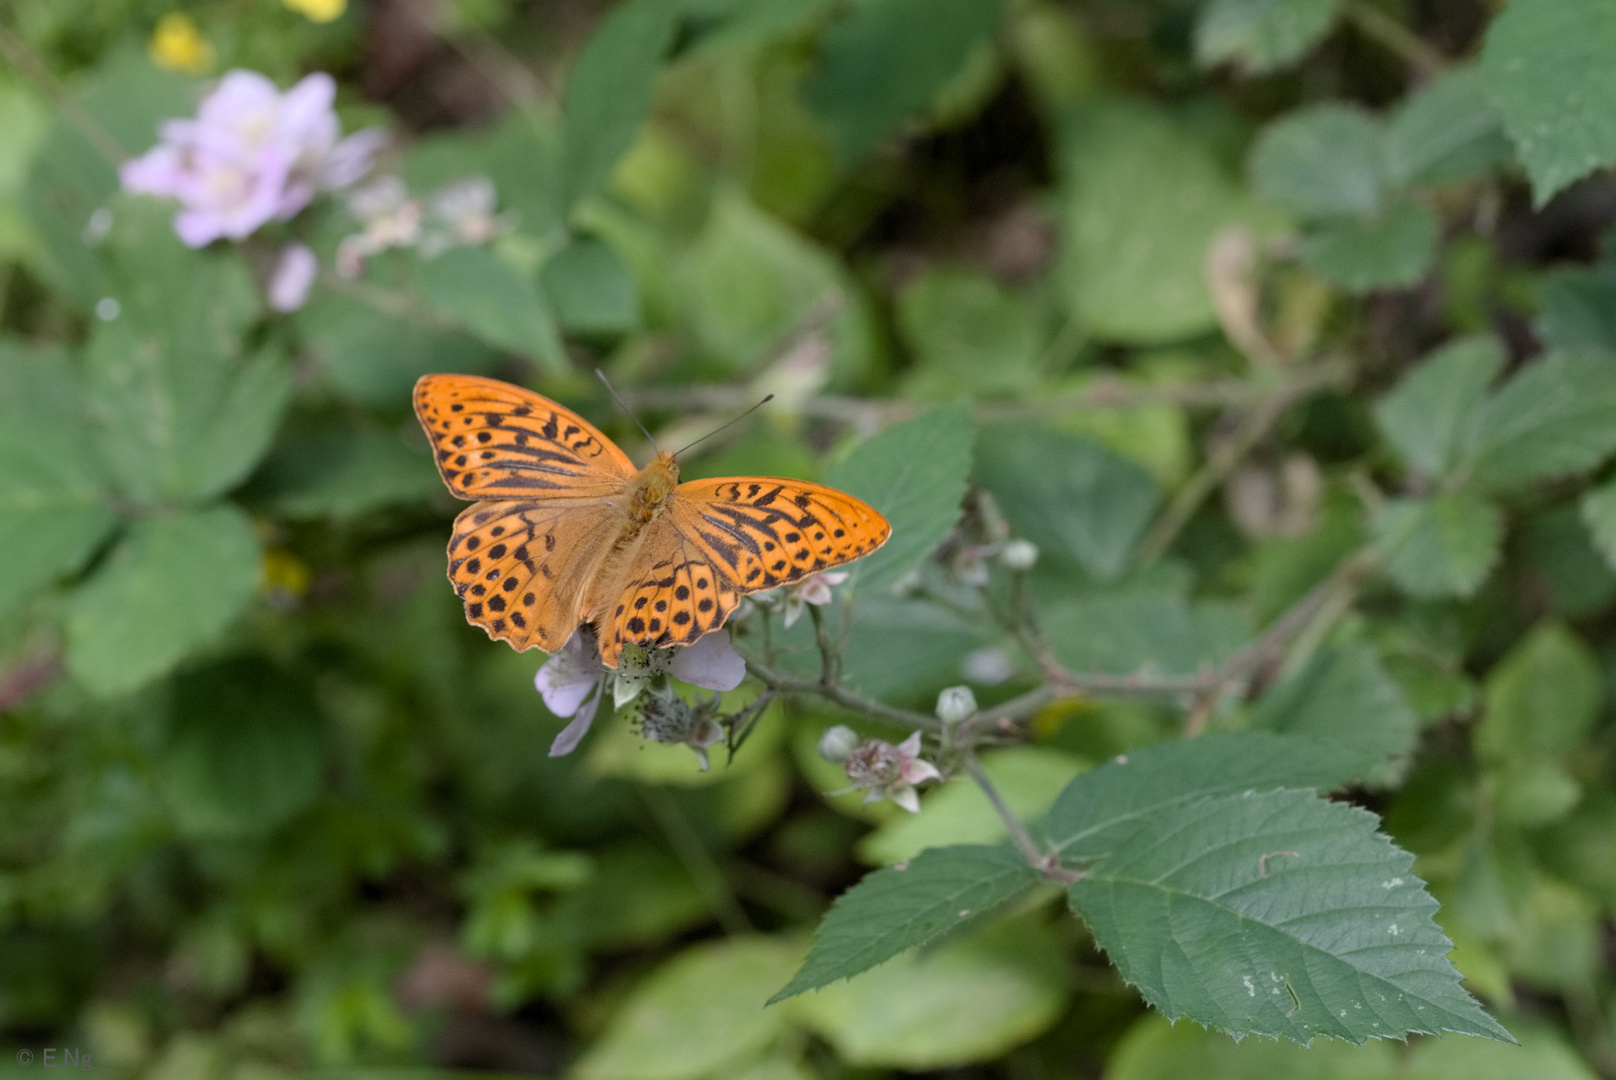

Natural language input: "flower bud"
[935,685,978,724]
[635,694,699,745]
[1000,538,1039,571]
[817,724,860,764]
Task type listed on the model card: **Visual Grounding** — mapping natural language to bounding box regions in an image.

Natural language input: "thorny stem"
[964,754,1080,885]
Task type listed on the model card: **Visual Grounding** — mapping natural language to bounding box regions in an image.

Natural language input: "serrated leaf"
[804,0,1003,164]
[1067,788,1512,1044]
[826,400,974,592]
[1385,66,1511,188]
[1372,494,1503,599]
[575,937,799,1080]
[1300,200,1439,292]
[1251,644,1419,787]
[1535,264,1616,352]
[1194,0,1341,75]
[1478,623,1600,765]
[412,246,567,374]
[1581,478,1616,571]
[66,504,261,698]
[561,0,678,209]
[1060,101,1277,343]
[84,210,291,505]
[896,267,1044,396]
[1041,730,1367,860]
[1480,0,1616,205]
[162,657,329,835]
[0,342,117,614]
[790,919,1067,1068]
[1249,104,1383,220]
[976,424,1159,580]
[1465,349,1616,491]
[1373,335,1504,478]
[770,845,1040,1002]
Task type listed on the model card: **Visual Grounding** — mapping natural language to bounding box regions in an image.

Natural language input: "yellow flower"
[148,13,214,75]
[284,0,347,23]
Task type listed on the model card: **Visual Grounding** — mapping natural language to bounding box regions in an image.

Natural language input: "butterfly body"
[414,375,891,668]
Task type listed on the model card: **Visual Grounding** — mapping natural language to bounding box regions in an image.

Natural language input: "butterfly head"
[627,451,681,523]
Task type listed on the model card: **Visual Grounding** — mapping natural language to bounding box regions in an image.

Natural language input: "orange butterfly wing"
[597,477,891,665]
[414,375,634,652]
[413,374,635,499]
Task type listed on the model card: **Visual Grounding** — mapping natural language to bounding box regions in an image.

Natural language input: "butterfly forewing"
[414,374,634,500]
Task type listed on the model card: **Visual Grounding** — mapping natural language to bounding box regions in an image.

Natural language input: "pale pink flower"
[267,242,318,311]
[536,628,606,757]
[843,732,942,813]
[780,570,849,628]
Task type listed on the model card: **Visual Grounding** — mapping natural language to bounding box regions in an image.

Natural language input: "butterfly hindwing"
[671,477,891,592]
[449,498,619,653]
[414,374,635,500]
[599,551,740,665]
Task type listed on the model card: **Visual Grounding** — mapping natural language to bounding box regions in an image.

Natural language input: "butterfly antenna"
[674,394,775,458]
[595,368,659,451]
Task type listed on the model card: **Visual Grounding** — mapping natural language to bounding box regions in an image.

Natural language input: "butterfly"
[413,374,892,668]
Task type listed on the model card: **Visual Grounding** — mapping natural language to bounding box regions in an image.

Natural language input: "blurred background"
[5,0,1616,1076]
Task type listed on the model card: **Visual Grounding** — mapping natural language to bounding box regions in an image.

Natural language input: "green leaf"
[20,50,192,307]
[1068,788,1511,1043]
[1109,1013,1400,1080]
[540,234,641,335]
[561,0,678,209]
[825,400,974,592]
[896,266,1044,396]
[1535,264,1616,351]
[1385,66,1511,188]
[162,657,329,835]
[1480,0,1616,205]
[1194,0,1341,75]
[412,246,567,374]
[1300,200,1439,292]
[1041,587,1249,678]
[1060,101,1277,343]
[770,845,1041,1003]
[1581,478,1616,570]
[1372,494,1503,599]
[296,290,499,407]
[66,504,261,698]
[804,0,1003,164]
[976,425,1159,580]
[1477,622,1600,765]
[1249,103,1384,220]
[0,342,117,614]
[858,747,1089,865]
[1250,644,1420,787]
[256,427,442,521]
[1042,730,1368,859]
[84,213,289,505]
[1518,504,1616,619]
[1466,349,1616,492]
[1405,1018,1596,1080]
[1373,335,1504,478]
[574,937,800,1080]
[790,919,1068,1068]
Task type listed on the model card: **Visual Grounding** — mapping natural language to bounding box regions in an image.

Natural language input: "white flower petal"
[548,686,600,757]
[669,630,746,691]
[889,785,921,813]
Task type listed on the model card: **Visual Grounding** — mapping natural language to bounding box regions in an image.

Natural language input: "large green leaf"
[540,234,641,335]
[0,342,117,614]
[1059,102,1275,343]
[561,0,679,209]
[1477,623,1600,765]
[1250,644,1420,787]
[1581,478,1616,571]
[1372,494,1503,599]
[412,246,567,374]
[66,504,261,698]
[574,937,800,1080]
[1374,336,1504,478]
[84,211,289,505]
[297,290,499,407]
[976,425,1159,580]
[1385,66,1511,188]
[256,426,442,521]
[1480,0,1616,205]
[896,267,1044,396]
[1249,103,1384,220]
[1535,264,1616,352]
[790,920,1067,1068]
[1465,349,1616,492]
[162,657,329,835]
[1194,0,1341,75]
[825,401,974,592]
[1041,587,1248,677]
[1109,1014,1399,1080]
[770,844,1041,1002]
[1300,200,1439,293]
[1067,788,1511,1043]
[1405,1020,1597,1080]
[803,0,1003,163]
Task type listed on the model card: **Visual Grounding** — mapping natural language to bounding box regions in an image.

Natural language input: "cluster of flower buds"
[627,694,726,771]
